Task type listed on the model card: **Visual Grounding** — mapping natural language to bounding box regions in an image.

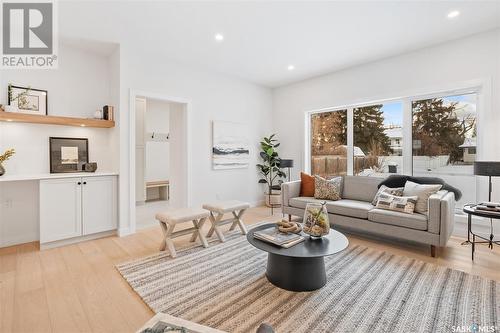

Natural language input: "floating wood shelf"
[0,110,115,128]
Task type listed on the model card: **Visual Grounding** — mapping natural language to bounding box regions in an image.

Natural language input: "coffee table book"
[253,228,304,248]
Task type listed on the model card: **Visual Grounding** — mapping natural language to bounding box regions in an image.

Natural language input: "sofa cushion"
[289,197,333,209]
[368,208,428,231]
[403,181,442,214]
[371,185,404,205]
[327,199,374,219]
[299,172,315,197]
[342,176,383,202]
[375,193,418,214]
[314,175,342,201]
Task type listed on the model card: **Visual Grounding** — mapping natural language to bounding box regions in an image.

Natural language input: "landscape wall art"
[212,121,250,170]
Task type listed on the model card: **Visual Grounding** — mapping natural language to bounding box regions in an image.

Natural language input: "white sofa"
[281,176,456,257]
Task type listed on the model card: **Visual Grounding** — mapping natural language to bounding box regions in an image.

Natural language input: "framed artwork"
[8,85,48,115]
[212,121,250,170]
[49,137,89,173]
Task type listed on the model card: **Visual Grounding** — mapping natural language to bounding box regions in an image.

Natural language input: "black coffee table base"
[266,253,326,291]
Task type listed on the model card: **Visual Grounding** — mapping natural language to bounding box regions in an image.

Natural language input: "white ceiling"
[59,1,500,88]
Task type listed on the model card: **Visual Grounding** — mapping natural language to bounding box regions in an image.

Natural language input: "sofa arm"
[439,191,455,246]
[281,181,301,208]
[428,190,447,234]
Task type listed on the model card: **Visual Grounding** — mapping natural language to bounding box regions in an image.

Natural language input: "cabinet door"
[82,176,117,235]
[40,178,82,243]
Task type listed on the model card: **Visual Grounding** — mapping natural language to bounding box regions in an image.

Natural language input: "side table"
[463,204,500,260]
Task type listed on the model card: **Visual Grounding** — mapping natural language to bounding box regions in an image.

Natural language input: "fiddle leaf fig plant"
[257,134,287,194]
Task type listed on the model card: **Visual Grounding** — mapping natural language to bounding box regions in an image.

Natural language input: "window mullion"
[347,107,354,176]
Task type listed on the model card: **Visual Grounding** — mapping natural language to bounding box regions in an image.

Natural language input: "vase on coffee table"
[303,202,330,238]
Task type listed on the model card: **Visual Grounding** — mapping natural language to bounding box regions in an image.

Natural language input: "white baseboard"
[40,230,117,250]
[0,234,39,248]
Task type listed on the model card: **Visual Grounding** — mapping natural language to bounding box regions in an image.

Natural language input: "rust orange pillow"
[300,172,315,197]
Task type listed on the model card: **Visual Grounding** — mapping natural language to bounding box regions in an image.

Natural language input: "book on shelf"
[253,228,304,248]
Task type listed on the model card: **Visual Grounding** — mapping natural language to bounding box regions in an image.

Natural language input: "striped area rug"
[117,229,499,333]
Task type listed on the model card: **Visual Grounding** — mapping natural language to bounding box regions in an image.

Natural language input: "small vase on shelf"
[0,164,5,176]
[303,202,330,238]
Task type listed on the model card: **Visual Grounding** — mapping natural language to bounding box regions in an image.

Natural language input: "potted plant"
[0,149,15,176]
[257,134,287,208]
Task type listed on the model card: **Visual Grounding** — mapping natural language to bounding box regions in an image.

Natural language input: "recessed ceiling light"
[287,65,295,71]
[447,10,460,19]
[214,33,224,42]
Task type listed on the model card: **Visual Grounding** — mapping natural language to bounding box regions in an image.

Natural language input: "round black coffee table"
[247,223,349,291]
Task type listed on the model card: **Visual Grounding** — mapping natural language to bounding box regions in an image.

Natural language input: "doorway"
[129,91,191,232]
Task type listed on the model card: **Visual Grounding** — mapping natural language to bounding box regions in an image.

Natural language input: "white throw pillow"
[376,193,418,214]
[403,181,442,214]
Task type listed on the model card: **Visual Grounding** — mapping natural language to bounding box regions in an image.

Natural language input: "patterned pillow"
[314,176,342,201]
[371,185,404,205]
[376,192,418,214]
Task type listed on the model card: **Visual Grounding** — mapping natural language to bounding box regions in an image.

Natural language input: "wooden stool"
[202,200,250,243]
[155,208,209,258]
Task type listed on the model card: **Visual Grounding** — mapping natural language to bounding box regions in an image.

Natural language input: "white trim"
[40,230,117,250]
[128,89,192,235]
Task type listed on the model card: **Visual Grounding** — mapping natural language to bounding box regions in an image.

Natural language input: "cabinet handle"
[77,182,81,185]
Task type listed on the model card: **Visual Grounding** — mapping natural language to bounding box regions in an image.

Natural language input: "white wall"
[272,29,500,203]
[0,43,119,247]
[120,47,273,233]
[0,43,118,175]
[145,98,170,182]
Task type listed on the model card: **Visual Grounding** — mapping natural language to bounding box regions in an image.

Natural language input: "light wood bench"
[146,180,169,201]
[155,208,209,258]
[202,200,250,243]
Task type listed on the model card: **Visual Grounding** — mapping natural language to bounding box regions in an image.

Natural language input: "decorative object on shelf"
[256,134,287,213]
[103,105,114,121]
[276,219,302,234]
[212,121,250,169]
[0,148,15,176]
[8,84,47,115]
[279,159,294,182]
[303,202,330,238]
[49,137,89,173]
[83,162,98,172]
[94,109,103,119]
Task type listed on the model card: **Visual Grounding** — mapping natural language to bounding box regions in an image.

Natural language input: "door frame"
[128,89,192,234]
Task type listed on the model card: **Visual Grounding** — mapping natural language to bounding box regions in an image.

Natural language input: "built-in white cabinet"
[40,175,117,244]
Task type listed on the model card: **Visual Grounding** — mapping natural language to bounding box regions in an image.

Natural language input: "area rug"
[117,230,499,333]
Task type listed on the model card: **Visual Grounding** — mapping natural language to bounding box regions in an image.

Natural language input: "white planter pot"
[265,191,281,207]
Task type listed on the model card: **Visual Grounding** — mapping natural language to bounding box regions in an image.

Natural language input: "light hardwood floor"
[1,206,499,333]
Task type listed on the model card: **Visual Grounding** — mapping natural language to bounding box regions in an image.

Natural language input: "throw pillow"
[300,172,315,197]
[376,193,418,214]
[403,181,442,213]
[371,185,404,206]
[314,175,342,201]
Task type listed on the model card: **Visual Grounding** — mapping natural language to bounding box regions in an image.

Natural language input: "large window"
[307,89,479,211]
[412,93,477,207]
[310,110,347,178]
[353,102,403,176]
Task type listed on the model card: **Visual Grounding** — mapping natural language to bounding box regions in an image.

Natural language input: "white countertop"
[0,172,119,182]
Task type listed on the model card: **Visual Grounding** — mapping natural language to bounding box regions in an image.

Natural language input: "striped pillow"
[376,192,418,214]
